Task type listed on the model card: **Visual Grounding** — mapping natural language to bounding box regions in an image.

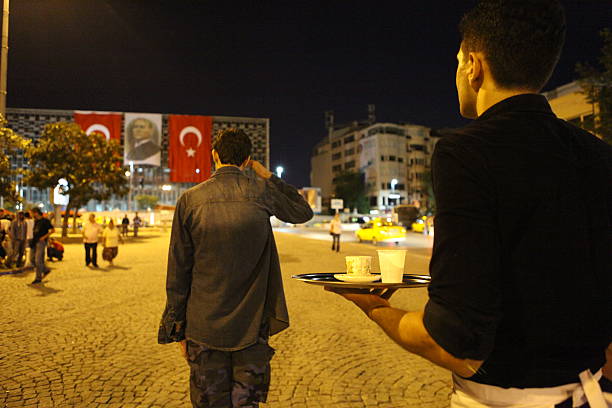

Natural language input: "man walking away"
[30,208,54,284]
[7,211,27,268]
[121,214,129,237]
[327,1,611,407]
[329,212,342,252]
[159,128,313,408]
[82,214,102,268]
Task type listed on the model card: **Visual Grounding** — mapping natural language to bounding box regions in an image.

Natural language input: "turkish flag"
[73,111,122,142]
[168,115,213,183]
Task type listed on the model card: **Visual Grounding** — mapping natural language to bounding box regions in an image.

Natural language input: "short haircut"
[212,128,252,166]
[31,208,43,215]
[459,0,566,91]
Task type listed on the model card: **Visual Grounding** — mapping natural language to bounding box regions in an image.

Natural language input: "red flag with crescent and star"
[168,114,213,183]
[73,111,122,142]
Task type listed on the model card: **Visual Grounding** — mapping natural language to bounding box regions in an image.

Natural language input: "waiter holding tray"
[326,1,611,406]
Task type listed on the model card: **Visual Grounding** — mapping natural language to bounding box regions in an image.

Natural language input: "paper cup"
[377,250,406,283]
[345,256,372,276]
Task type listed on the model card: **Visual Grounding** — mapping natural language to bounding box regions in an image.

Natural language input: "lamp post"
[276,166,284,178]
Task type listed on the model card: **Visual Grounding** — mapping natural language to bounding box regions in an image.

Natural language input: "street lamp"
[276,166,284,178]
[391,178,398,191]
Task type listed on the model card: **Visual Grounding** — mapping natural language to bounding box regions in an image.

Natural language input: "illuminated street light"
[161,184,172,191]
[276,166,284,178]
[391,178,398,190]
[125,171,131,177]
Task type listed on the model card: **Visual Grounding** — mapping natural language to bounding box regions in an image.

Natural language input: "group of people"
[82,213,125,267]
[159,1,610,408]
[0,208,56,284]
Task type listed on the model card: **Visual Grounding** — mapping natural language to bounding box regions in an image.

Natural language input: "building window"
[344,160,355,170]
[332,164,342,172]
[381,183,386,189]
[398,157,404,163]
[389,155,396,161]
[345,148,355,156]
[384,127,405,136]
[332,152,342,161]
[344,135,355,143]
[380,155,385,161]
[370,196,378,206]
[331,140,342,148]
[410,144,425,151]
[368,127,382,136]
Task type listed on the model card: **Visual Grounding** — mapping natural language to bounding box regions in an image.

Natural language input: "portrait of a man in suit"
[125,118,161,162]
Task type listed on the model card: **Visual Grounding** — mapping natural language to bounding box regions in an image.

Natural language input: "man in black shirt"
[30,208,55,284]
[327,0,611,406]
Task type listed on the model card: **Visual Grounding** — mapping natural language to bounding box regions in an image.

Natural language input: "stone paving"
[0,229,451,407]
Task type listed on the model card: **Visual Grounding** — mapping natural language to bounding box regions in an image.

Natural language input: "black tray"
[292,272,430,289]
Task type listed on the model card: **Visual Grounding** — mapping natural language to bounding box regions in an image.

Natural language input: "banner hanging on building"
[123,113,162,166]
[168,114,213,183]
[73,111,122,142]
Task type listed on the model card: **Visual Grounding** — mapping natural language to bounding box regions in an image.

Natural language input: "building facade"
[311,121,439,212]
[6,107,269,211]
[543,81,599,132]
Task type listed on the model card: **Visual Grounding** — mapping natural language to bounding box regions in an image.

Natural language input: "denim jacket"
[158,166,313,350]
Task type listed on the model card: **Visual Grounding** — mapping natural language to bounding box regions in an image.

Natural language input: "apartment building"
[542,81,599,132]
[311,120,439,211]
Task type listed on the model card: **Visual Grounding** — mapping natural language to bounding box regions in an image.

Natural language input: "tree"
[134,194,159,210]
[0,115,30,204]
[576,28,612,145]
[24,122,128,236]
[332,171,369,214]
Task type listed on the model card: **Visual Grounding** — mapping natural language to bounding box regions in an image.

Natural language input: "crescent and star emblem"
[85,124,111,140]
[179,126,202,158]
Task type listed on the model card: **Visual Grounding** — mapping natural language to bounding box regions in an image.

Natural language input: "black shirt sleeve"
[423,137,502,361]
[262,175,314,224]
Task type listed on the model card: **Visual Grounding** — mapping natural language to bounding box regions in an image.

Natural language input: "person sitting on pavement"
[47,238,64,261]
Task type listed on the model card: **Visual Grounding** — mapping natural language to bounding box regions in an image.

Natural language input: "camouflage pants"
[187,332,275,408]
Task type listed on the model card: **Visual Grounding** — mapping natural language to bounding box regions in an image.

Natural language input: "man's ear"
[468,52,484,92]
[212,149,220,165]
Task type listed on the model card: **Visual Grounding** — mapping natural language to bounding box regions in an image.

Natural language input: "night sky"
[9,1,611,187]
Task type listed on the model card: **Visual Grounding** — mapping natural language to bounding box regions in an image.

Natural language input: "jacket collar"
[211,166,243,178]
[477,93,555,122]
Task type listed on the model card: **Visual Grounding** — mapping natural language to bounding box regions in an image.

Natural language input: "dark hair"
[24,212,31,219]
[31,208,43,215]
[459,0,566,91]
[212,128,252,166]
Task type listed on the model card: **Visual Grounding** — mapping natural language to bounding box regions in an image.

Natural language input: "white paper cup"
[345,256,372,276]
[377,250,406,283]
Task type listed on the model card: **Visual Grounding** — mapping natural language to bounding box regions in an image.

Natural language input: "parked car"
[355,218,407,245]
[411,216,427,233]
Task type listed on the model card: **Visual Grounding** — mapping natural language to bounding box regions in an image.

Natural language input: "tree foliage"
[576,28,612,145]
[332,171,369,214]
[0,115,30,204]
[134,194,159,210]
[23,122,128,236]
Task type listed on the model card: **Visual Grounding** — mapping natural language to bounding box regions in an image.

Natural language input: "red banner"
[168,115,213,183]
[73,111,122,142]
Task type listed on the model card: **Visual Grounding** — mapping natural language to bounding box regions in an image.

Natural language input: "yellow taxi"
[355,218,407,245]
[411,216,427,233]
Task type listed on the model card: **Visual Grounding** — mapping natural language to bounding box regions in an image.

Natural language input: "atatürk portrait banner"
[123,113,162,166]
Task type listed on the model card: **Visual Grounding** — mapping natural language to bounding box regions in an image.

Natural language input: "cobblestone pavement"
[0,229,451,407]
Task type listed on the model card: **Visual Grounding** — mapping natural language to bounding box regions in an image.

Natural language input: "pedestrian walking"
[0,212,13,264]
[24,212,35,267]
[158,128,313,408]
[329,212,342,252]
[132,212,141,237]
[121,214,129,237]
[102,219,123,266]
[30,208,55,284]
[82,214,102,268]
[7,211,27,268]
[326,1,611,406]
